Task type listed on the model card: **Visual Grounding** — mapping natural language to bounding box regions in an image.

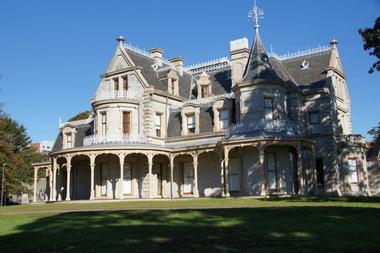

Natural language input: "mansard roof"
[51,123,93,153]
[126,48,193,98]
[241,33,283,84]
[209,69,232,95]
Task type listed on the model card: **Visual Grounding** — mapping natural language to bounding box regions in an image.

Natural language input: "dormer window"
[66,133,73,149]
[201,85,209,98]
[219,110,229,129]
[301,60,310,70]
[169,78,178,95]
[187,114,196,134]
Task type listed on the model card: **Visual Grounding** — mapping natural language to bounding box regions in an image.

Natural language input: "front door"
[183,162,193,194]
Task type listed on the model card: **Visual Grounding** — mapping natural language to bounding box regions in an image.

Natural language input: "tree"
[368,122,380,140]
[68,111,91,122]
[0,112,47,203]
[359,17,380,73]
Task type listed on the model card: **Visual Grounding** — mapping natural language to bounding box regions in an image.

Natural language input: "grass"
[0,196,379,253]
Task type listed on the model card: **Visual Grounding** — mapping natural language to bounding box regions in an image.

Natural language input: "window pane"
[265,108,273,121]
[220,110,228,120]
[264,98,273,108]
[187,115,195,125]
[310,112,319,124]
[155,114,161,126]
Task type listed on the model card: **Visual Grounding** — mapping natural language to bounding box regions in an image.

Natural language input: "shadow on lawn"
[0,207,379,253]
[258,195,380,203]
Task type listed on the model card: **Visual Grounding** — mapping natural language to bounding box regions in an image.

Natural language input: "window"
[219,110,229,129]
[113,78,119,93]
[101,112,107,136]
[123,163,132,195]
[264,98,273,121]
[170,78,177,95]
[201,85,209,98]
[122,76,128,95]
[123,112,130,135]
[267,152,277,190]
[66,133,73,149]
[155,113,162,137]
[187,114,195,134]
[309,112,321,134]
[347,159,358,184]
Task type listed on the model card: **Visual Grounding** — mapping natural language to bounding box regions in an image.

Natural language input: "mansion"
[33,7,371,202]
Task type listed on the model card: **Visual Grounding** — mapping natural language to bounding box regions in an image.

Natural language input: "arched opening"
[264,145,297,194]
[198,151,221,197]
[152,154,170,198]
[241,146,261,195]
[173,154,194,198]
[56,157,67,201]
[71,155,91,200]
[94,154,120,200]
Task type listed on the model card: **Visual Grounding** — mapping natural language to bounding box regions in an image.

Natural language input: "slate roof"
[209,69,232,95]
[126,49,193,98]
[241,33,283,83]
[51,123,93,153]
[280,50,331,88]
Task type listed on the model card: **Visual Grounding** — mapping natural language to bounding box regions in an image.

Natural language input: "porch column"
[118,154,125,199]
[297,145,304,194]
[224,146,230,197]
[51,157,57,201]
[193,154,199,198]
[33,167,38,203]
[48,167,53,201]
[170,155,174,199]
[65,156,72,201]
[89,154,96,200]
[220,159,225,197]
[148,154,153,199]
[259,147,266,195]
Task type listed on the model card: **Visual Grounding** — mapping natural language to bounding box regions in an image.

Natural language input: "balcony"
[225,119,300,138]
[83,133,148,146]
[94,90,141,102]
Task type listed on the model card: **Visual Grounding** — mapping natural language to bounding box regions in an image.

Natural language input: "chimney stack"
[149,48,165,67]
[169,57,184,76]
[230,38,249,86]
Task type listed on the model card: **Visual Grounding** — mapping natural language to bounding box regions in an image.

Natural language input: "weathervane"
[248,0,264,33]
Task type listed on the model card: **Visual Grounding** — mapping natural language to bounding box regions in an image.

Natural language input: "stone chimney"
[169,57,184,76]
[149,48,165,67]
[230,38,249,86]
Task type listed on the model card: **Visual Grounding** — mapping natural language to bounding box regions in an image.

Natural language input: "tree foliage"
[68,111,91,122]
[0,109,48,201]
[368,122,380,140]
[359,17,380,73]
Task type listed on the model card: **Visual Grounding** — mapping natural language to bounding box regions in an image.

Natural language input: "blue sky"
[0,0,379,142]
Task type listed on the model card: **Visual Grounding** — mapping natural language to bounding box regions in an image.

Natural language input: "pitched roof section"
[126,48,193,98]
[279,50,331,88]
[241,33,283,84]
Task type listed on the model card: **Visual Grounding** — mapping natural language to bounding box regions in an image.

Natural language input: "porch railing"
[225,119,300,138]
[83,133,148,146]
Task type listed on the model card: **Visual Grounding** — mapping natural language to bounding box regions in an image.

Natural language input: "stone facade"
[32,17,371,202]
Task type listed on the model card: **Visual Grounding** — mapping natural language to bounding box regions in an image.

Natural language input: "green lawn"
[0,197,379,253]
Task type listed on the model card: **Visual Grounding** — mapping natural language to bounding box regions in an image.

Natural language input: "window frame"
[101,112,107,136]
[155,113,162,137]
[201,85,209,98]
[264,97,274,122]
[66,133,73,149]
[219,109,229,130]
[187,113,196,134]
[309,111,321,135]
[347,159,358,184]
